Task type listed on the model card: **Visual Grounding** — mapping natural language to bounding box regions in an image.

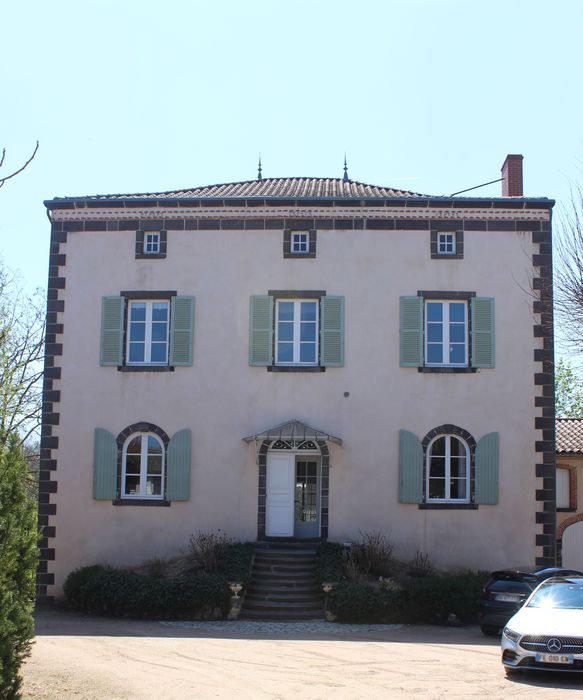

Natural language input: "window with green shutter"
[100,293,194,368]
[475,432,499,504]
[400,293,495,371]
[249,293,345,370]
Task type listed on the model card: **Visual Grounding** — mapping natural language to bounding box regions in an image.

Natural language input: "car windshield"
[527,581,583,610]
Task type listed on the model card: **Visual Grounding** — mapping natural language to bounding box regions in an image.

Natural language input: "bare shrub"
[341,547,368,581]
[408,550,433,577]
[188,530,233,574]
[358,531,394,578]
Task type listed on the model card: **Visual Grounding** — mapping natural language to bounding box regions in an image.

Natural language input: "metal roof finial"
[343,153,349,182]
[257,154,263,180]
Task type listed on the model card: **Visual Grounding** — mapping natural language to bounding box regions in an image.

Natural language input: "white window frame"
[275,298,319,366]
[557,467,571,509]
[126,299,170,365]
[290,231,309,254]
[144,231,161,255]
[426,434,470,503]
[437,232,456,255]
[122,432,165,500]
[424,300,468,367]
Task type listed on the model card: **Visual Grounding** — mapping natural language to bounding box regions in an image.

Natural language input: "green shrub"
[63,566,231,619]
[315,542,345,585]
[330,571,489,625]
[218,542,255,588]
[0,435,39,698]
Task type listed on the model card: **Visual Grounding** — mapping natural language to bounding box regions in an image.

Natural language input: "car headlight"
[503,627,520,643]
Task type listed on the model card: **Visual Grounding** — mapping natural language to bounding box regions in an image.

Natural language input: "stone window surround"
[283,227,316,258]
[431,228,464,259]
[135,229,167,259]
[419,424,477,510]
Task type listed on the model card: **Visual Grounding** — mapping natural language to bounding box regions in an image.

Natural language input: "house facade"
[556,418,583,568]
[38,155,556,599]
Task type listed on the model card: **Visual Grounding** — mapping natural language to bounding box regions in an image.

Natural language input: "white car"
[502,576,583,674]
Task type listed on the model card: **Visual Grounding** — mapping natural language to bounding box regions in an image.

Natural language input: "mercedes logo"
[547,638,562,653]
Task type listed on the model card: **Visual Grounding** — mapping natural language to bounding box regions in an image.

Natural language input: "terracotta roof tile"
[556,418,583,454]
[52,177,426,201]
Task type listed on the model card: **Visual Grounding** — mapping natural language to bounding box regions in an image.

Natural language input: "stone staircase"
[240,540,324,621]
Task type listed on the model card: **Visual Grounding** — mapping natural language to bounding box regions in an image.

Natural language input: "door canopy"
[243,419,342,446]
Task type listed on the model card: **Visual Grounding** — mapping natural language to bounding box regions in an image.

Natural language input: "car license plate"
[535,653,573,664]
[495,594,522,603]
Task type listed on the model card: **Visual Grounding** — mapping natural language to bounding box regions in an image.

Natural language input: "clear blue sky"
[1,0,581,350]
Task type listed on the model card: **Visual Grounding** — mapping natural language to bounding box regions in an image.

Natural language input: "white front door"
[266,453,294,537]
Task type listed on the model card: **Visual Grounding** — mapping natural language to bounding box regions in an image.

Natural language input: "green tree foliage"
[0,434,38,699]
[556,358,583,418]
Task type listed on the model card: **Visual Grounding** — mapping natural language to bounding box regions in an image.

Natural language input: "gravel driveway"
[22,608,583,699]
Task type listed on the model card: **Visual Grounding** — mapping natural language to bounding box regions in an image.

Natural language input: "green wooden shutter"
[471,297,495,368]
[167,428,191,501]
[100,296,124,366]
[400,296,423,367]
[249,295,273,366]
[170,296,195,366]
[475,432,499,505]
[93,428,118,500]
[399,429,423,503]
[320,295,345,367]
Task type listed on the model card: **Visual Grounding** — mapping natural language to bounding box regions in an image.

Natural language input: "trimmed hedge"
[218,542,255,588]
[64,566,231,619]
[330,572,489,624]
[314,542,345,585]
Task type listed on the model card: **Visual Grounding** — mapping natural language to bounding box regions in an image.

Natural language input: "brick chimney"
[501,154,523,197]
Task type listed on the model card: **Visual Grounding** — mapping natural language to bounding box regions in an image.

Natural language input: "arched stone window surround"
[115,422,170,500]
[422,425,476,506]
[556,512,583,566]
[257,439,330,540]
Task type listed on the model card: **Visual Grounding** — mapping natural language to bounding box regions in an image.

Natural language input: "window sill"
[118,365,175,372]
[268,366,326,373]
[430,253,464,260]
[418,367,477,374]
[418,503,478,510]
[283,253,316,259]
[557,507,577,513]
[135,253,167,260]
[113,499,171,507]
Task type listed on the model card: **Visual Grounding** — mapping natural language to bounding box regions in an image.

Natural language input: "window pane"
[129,322,146,342]
[430,456,446,478]
[431,437,446,456]
[450,457,467,480]
[148,436,162,454]
[277,343,293,363]
[150,343,167,363]
[147,455,163,475]
[278,302,294,321]
[127,437,142,454]
[449,344,465,364]
[450,478,466,500]
[427,344,443,364]
[151,322,167,342]
[449,437,464,458]
[125,454,141,474]
[129,344,145,363]
[278,322,293,342]
[429,478,445,499]
[152,304,168,321]
[300,323,316,341]
[300,342,316,363]
[449,324,465,343]
[427,323,443,343]
[300,302,317,321]
[449,303,465,322]
[426,303,443,322]
[130,304,146,321]
[146,476,162,496]
[125,475,140,495]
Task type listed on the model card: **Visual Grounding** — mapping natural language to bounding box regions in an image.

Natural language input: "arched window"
[427,434,470,503]
[122,432,165,499]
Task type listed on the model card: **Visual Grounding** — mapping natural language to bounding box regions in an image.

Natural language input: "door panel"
[562,521,583,571]
[294,459,320,538]
[266,454,294,537]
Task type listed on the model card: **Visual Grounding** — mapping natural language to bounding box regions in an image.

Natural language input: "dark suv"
[478,567,583,636]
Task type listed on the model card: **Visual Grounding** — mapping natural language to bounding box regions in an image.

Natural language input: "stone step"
[239,610,324,621]
[253,563,316,574]
[247,583,321,595]
[254,553,316,564]
[248,573,316,584]
[246,591,322,603]
[244,598,323,610]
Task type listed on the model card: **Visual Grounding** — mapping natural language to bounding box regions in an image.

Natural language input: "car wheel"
[480,624,500,636]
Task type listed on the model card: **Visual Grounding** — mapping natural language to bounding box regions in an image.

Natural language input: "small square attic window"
[144,232,161,255]
[437,232,455,255]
